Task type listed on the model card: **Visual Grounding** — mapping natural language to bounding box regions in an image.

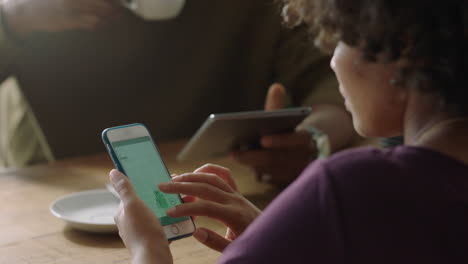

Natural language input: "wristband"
[303,125,331,159]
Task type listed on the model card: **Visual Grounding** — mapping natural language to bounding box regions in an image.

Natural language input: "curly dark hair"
[282,0,468,115]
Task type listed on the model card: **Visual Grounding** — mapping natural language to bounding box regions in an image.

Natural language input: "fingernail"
[158,182,170,190]
[170,175,184,182]
[194,229,207,242]
[110,169,123,184]
[166,207,176,216]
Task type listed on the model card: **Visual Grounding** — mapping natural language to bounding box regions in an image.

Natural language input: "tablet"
[177,107,312,161]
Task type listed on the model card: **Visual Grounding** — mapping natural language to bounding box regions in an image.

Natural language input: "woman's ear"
[388,61,408,106]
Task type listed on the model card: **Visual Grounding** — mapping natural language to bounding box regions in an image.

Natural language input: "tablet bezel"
[177,107,312,161]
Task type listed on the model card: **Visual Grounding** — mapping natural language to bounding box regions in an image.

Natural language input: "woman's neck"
[404,94,468,165]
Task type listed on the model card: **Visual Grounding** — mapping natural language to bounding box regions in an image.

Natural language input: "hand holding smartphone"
[102,123,195,241]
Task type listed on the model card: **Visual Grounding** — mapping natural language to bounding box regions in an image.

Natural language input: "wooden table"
[0,140,277,264]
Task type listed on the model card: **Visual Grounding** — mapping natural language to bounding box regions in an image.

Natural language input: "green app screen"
[112,136,188,226]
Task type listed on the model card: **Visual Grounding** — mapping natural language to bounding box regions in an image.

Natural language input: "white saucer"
[50,189,120,233]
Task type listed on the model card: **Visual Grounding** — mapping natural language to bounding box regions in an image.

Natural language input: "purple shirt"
[219,146,468,263]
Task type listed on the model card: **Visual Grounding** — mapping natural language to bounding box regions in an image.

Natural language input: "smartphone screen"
[111,136,188,226]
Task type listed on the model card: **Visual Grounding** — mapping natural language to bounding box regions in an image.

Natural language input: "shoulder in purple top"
[219,146,468,264]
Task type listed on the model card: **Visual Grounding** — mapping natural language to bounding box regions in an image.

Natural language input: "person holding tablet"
[0,0,355,180]
[232,82,355,187]
[109,0,468,263]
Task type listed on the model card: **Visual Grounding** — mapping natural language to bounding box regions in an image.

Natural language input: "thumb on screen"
[110,169,137,205]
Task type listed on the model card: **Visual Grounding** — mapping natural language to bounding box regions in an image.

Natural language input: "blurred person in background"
[0,0,355,186]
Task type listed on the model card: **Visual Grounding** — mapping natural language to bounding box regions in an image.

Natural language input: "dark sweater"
[220,146,468,263]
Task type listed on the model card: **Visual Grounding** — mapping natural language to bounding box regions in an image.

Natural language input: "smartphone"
[177,107,312,161]
[102,123,195,241]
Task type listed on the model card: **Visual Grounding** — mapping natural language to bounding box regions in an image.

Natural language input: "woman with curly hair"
[108,0,468,263]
